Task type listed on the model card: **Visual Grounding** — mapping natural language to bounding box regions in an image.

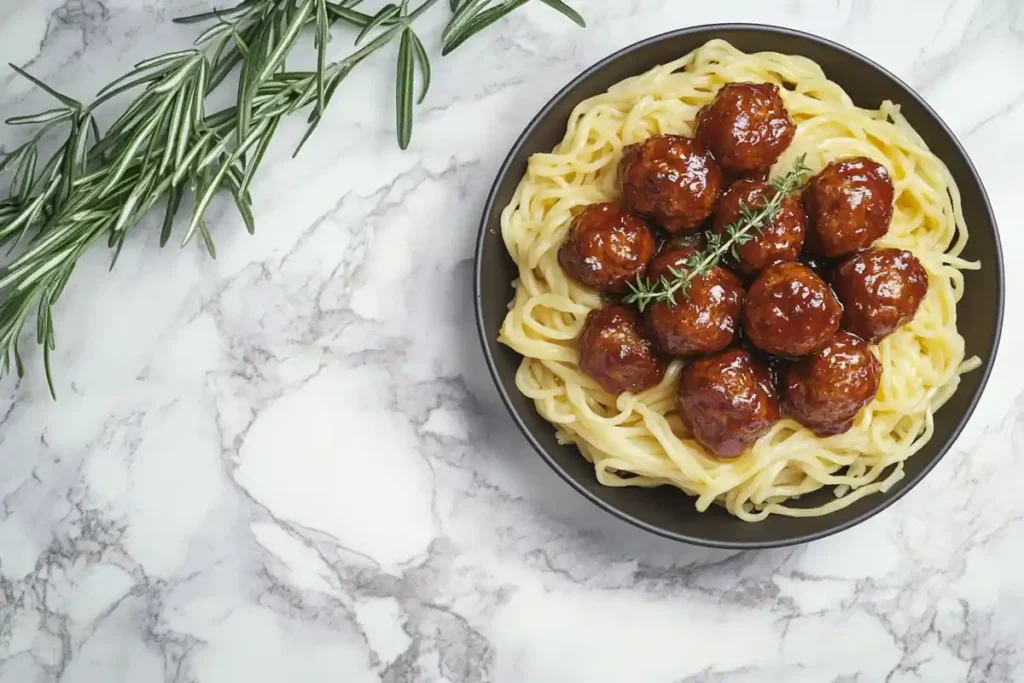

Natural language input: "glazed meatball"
[644,248,744,356]
[784,331,881,437]
[695,82,796,174]
[557,202,657,293]
[744,262,842,357]
[677,348,781,459]
[578,305,666,394]
[711,179,807,275]
[619,135,723,233]
[803,157,895,258]
[833,248,929,343]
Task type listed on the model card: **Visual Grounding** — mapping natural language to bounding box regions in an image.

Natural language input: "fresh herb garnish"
[0,0,584,395]
[624,154,811,312]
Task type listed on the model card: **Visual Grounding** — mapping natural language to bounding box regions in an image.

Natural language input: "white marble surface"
[0,0,1021,681]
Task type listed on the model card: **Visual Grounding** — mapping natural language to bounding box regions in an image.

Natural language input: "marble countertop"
[0,1,1022,681]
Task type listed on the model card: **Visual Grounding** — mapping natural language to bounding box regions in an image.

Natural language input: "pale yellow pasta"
[498,40,979,521]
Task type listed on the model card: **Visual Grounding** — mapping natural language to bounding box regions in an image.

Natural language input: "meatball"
[578,305,666,394]
[643,248,744,356]
[744,261,842,357]
[695,82,796,174]
[803,157,895,258]
[677,348,781,459]
[711,179,807,275]
[784,331,881,437]
[833,248,929,343]
[619,135,723,233]
[557,202,657,293]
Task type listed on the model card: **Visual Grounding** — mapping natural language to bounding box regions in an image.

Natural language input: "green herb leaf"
[174,1,255,25]
[257,2,314,81]
[538,0,585,27]
[9,64,81,109]
[356,3,399,45]
[441,0,580,55]
[5,108,73,126]
[396,28,416,149]
[444,1,530,56]
[241,117,279,193]
[441,0,487,44]
[314,0,330,115]
[160,184,184,247]
[327,4,376,28]
[408,30,431,104]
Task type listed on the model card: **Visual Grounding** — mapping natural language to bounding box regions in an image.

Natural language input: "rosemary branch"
[0,0,584,395]
[624,154,811,312]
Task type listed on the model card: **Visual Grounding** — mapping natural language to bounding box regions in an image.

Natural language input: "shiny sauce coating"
[803,157,894,258]
[644,247,744,357]
[832,247,929,343]
[695,82,796,174]
[558,202,657,293]
[784,331,882,437]
[578,305,666,394]
[619,135,723,233]
[677,348,781,458]
[711,179,807,275]
[743,261,842,357]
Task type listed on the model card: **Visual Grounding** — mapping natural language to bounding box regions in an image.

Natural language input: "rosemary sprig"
[442,0,586,55]
[624,154,811,312]
[0,0,584,395]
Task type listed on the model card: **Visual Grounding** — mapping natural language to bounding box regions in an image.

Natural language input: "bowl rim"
[473,23,1005,548]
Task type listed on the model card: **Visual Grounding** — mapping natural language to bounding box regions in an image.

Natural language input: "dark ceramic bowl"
[474,25,1003,548]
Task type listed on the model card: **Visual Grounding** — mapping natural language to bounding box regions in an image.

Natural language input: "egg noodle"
[498,40,980,521]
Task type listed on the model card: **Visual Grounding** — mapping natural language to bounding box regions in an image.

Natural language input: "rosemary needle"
[0,0,584,395]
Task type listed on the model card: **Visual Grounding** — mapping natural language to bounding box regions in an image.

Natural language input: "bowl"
[473,24,1004,548]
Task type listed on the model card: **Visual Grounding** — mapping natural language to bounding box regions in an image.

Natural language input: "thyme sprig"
[624,154,811,312]
[0,0,584,395]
